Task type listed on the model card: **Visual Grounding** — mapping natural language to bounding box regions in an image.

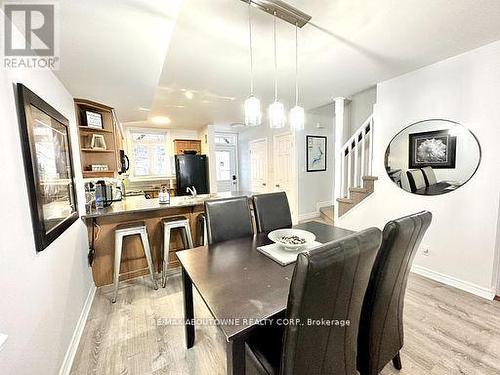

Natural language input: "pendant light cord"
[248,1,254,96]
[295,22,299,106]
[273,11,278,101]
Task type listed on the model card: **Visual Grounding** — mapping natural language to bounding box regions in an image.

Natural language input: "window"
[127,129,172,179]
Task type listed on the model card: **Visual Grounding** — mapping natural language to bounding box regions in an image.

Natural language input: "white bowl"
[268,229,316,252]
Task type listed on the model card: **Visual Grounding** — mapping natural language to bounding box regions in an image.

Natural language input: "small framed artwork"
[84,110,103,129]
[409,130,456,169]
[90,134,107,150]
[17,84,79,252]
[307,136,327,172]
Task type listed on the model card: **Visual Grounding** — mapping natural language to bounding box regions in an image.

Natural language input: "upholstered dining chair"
[406,169,427,192]
[357,211,432,375]
[252,192,293,233]
[245,227,383,375]
[204,197,253,245]
[421,166,437,186]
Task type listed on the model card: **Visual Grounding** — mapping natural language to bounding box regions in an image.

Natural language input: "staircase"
[334,114,377,219]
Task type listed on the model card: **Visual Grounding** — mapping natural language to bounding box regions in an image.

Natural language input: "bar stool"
[197,213,208,247]
[113,221,158,303]
[162,216,194,287]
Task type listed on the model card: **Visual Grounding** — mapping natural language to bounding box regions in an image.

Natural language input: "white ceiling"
[55,0,182,122]
[56,0,500,129]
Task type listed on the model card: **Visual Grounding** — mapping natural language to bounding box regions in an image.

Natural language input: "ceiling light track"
[240,0,311,28]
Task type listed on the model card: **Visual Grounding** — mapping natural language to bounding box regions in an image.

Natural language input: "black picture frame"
[17,84,79,252]
[409,130,456,169]
[306,135,327,172]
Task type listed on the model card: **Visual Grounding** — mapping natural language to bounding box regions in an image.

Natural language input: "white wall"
[345,86,377,142]
[297,104,335,217]
[338,40,500,299]
[0,49,94,375]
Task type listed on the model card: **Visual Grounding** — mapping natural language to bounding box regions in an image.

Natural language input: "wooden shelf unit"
[75,98,121,178]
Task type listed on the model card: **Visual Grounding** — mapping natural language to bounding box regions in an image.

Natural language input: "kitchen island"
[83,192,254,286]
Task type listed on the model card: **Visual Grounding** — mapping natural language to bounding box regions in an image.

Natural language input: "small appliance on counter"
[94,180,123,208]
[175,154,209,196]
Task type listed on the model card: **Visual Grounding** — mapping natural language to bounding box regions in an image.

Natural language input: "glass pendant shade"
[290,105,305,130]
[269,101,286,129]
[245,95,262,127]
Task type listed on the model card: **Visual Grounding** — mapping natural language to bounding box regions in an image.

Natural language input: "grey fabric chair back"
[204,197,253,245]
[253,192,293,233]
[358,211,432,375]
[280,227,382,375]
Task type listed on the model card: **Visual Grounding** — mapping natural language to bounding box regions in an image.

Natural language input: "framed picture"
[306,136,327,172]
[17,84,79,252]
[409,130,456,169]
[90,134,107,150]
[84,110,103,129]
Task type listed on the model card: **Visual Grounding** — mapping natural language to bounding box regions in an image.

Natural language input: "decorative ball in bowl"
[268,229,316,252]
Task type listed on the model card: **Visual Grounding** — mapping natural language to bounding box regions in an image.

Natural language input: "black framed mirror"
[17,84,79,252]
[385,119,481,196]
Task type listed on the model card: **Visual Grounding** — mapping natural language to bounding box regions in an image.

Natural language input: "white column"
[333,97,346,203]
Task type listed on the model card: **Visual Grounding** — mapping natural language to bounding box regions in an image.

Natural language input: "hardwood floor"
[71,270,500,375]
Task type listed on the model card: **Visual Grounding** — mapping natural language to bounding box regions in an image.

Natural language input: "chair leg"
[140,230,158,290]
[392,352,402,370]
[162,226,171,288]
[112,234,123,303]
[183,223,194,249]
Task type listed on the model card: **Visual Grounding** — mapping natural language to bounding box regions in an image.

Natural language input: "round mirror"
[385,119,481,195]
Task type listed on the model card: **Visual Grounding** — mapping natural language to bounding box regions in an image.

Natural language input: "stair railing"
[338,115,374,199]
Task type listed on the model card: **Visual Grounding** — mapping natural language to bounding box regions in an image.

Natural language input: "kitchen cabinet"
[174,139,201,155]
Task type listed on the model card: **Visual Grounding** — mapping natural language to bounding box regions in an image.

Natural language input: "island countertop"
[82,191,255,219]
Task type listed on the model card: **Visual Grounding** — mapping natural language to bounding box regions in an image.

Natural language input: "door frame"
[273,132,299,224]
[249,137,269,193]
[215,132,239,192]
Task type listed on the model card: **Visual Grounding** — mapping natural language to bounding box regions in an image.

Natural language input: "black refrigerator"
[175,154,210,196]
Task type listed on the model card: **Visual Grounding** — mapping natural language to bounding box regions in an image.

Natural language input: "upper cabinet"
[174,139,201,155]
[74,98,122,178]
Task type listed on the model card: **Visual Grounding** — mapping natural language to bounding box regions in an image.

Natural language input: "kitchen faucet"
[186,186,197,197]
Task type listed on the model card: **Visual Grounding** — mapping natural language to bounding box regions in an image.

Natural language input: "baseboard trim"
[58,283,97,375]
[411,264,495,300]
[298,212,320,221]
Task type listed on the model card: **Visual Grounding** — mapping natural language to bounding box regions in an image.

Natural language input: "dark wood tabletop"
[176,221,354,340]
[414,181,456,195]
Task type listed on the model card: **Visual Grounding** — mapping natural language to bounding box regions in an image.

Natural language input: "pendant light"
[244,0,262,127]
[290,22,305,130]
[268,11,285,129]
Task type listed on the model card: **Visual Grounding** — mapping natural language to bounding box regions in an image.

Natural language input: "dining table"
[176,221,355,375]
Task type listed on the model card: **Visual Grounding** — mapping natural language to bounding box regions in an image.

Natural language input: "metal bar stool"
[162,216,194,287]
[113,221,158,303]
[197,213,208,247]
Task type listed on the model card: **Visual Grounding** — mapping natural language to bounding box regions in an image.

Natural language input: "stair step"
[319,205,334,224]
[349,187,369,193]
[337,198,355,204]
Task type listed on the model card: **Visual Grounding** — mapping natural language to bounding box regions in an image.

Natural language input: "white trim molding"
[411,264,496,300]
[298,212,320,222]
[58,284,97,375]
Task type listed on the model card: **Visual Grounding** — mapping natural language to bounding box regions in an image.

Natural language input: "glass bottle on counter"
[159,185,170,205]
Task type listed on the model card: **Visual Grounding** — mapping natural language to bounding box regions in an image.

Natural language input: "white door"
[249,139,269,193]
[273,133,298,223]
[215,145,238,192]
